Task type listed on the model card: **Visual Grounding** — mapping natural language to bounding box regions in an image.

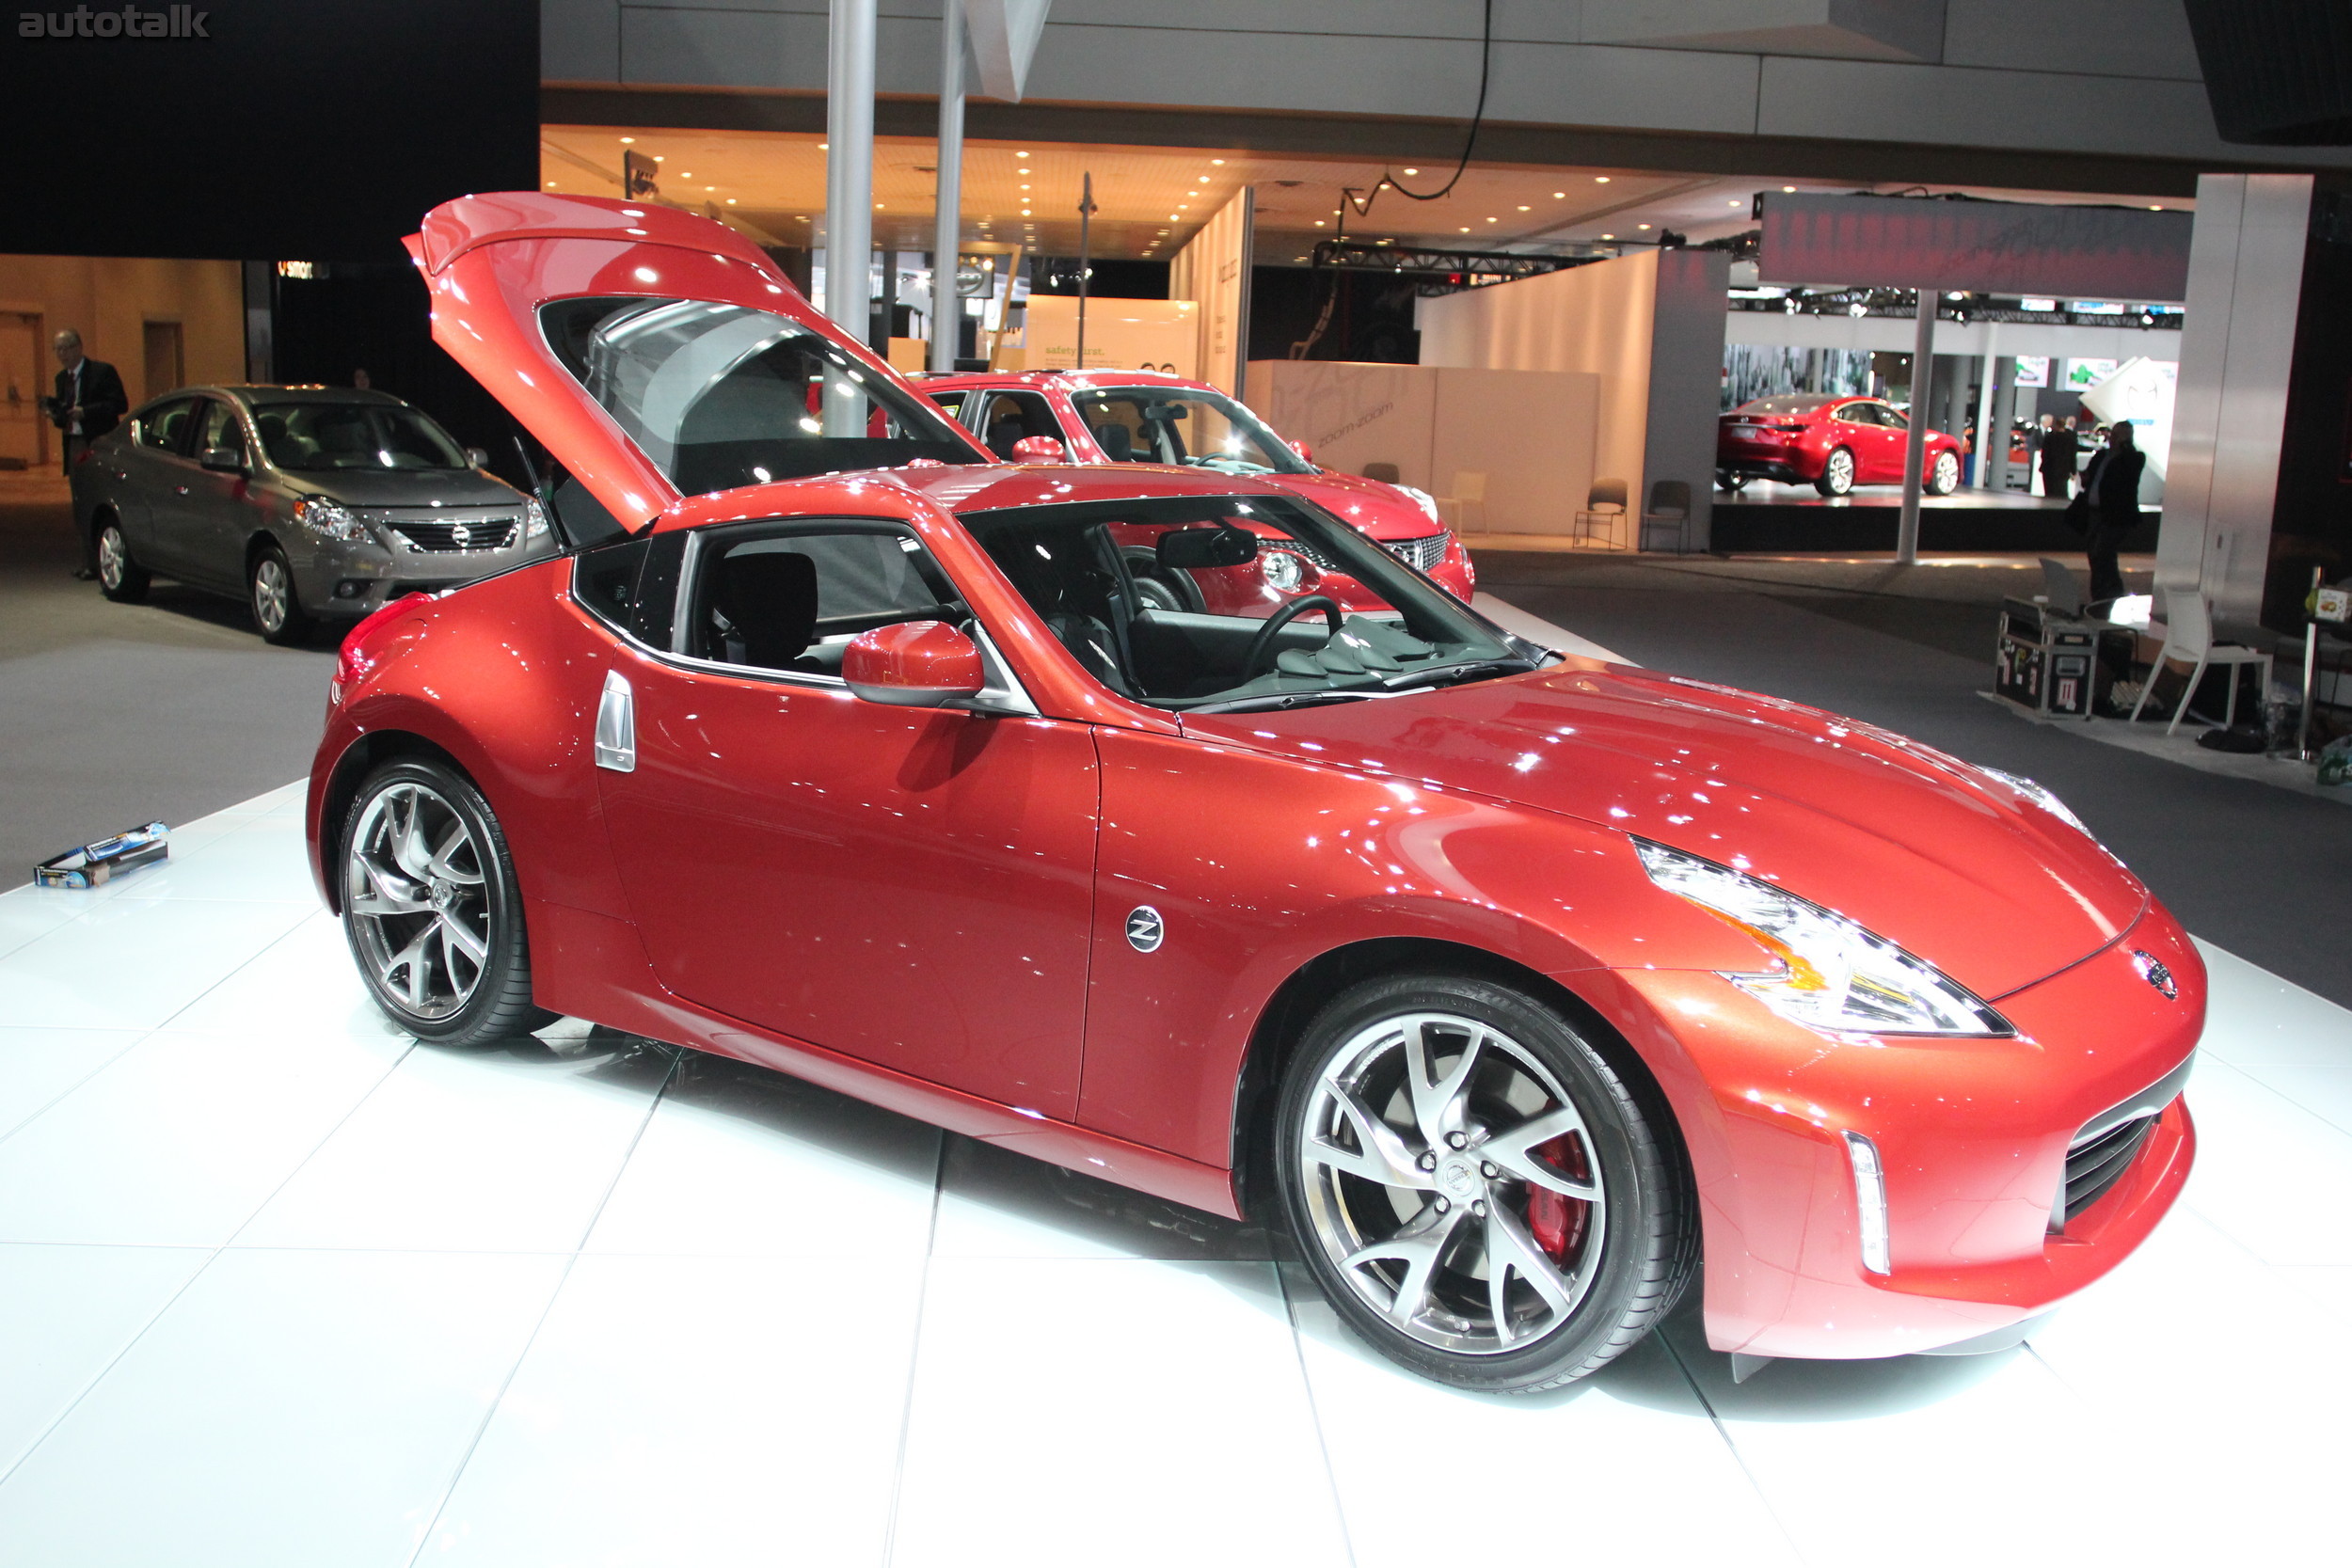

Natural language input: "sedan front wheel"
[1275,973,1694,1392]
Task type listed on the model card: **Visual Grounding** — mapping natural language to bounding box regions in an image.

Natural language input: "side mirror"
[1010,435,1067,464]
[199,445,246,473]
[842,620,986,707]
[1155,524,1258,570]
[465,447,490,468]
[1290,438,1314,464]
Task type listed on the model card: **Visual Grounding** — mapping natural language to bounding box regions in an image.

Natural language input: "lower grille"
[388,518,519,553]
[1385,531,1452,572]
[2062,1115,2159,1222]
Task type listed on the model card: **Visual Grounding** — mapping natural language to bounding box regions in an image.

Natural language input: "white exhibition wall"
[1246,360,1599,538]
[1416,248,1728,547]
[1008,295,1198,377]
[1168,189,1254,398]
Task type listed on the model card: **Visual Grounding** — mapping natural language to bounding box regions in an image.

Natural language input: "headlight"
[294,498,367,542]
[1634,838,2013,1037]
[1397,484,1440,523]
[523,496,550,541]
[1976,767,2085,833]
[1261,547,1315,594]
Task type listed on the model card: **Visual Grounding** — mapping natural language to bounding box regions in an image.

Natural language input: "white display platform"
[0,792,2347,1563]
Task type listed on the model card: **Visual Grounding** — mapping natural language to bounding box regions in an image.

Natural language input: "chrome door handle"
[594,670,636,771]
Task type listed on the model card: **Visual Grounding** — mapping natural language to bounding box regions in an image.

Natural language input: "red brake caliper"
[1526,1134,1591,1261]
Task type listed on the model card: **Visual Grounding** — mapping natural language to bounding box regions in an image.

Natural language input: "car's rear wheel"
[250,543,312,645]
[340,758,555,1046]
[1930,449,1962,496]
[1715,470,1749,494]
[1274,973,1694,1392]
[95,517,150,603]
[1816,447,1856,497]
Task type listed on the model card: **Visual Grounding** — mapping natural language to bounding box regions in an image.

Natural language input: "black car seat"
[710,549,820,670]
[1094,423,1136,461]
[986,417,1027,461]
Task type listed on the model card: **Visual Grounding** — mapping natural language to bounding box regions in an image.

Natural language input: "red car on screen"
[308,194,2200,1393]
[914,368,1475,615]
[1718,394,1964,498]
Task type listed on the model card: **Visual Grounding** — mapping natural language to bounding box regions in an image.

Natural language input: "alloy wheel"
[1933,451,1960,494]
[1825,449,1855,494]
[344,780,491,1021]
[98,526,127,591]
[252,556,291,635]
[1296,1011,1607,1354]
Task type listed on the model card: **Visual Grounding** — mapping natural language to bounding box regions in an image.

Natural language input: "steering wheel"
[1242,594,1344,680]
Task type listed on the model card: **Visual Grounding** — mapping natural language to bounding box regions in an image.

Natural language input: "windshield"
[1070,386,1311,476]
[959,493,1528,712]
[540,296,979,493]
[251,402,470,471]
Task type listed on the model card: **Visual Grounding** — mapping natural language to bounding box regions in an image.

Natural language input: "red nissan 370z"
[308,195,2198,1392]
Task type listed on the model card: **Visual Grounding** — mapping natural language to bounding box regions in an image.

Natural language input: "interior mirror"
[1010,435,1067,463]
[842,620,986,707]
[465,446,490,467]
[199,445,246,473]
[1155,525,1258,570]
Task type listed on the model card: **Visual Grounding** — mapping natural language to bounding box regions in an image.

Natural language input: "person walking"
[2038,412,2080,499]
[2081,419,2143,608]
[45,329,128,579]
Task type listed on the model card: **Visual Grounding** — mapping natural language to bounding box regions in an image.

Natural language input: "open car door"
[405,192,988,539]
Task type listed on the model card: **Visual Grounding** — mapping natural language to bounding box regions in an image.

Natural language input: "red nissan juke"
[308,195,2199,1392]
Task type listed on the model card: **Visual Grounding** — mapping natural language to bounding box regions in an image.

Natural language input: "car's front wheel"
[1930,449,1962,496]
[249,543,312,645]
[1815,447,1856,497]
[340,758,555,1046]
[1274,973,1694,1392]
[94,516,150,603]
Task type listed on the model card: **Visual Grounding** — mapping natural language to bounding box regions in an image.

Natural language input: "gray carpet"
[0,486,334,884]
[1476,551,2352,1010]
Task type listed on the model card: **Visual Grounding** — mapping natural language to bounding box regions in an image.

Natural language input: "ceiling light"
[1552,191,1565,198]
[651,155,664,163]
[1197,176,1210,183]
[1402,167,1420,176]
[618,136,634,145]
[1638,223,1651,230]
[817,143,827,150]
[876,202,885,209]
[2149,203,2163,211]
[1486,216,1498,222]
[1211,158,1226,166]
[1601,233,1614,240]
[1596,176,1610,183]
[1728,199,1742,206]
[1782,185,1797,193]
[545,181,557,188]
[680,171,692,179]
[797,215,810,222]
[726,198,738,205]
[1169,213,1180,220]
[1017,150,1030,156]
[707,186,718,193]
[1518,204,1531,211]
[1459,226,1470,232]
[1313,220,1325,227]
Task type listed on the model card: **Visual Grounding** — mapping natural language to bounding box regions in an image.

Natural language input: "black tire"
[94,515,150,603]
[1815,447,1856,498]
[338,757,558,1046]
[1274,972,1694,1393]
[249,542,312,645]
[1929,449,1961,497]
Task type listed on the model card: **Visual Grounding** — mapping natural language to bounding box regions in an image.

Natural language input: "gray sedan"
[71,386,556,642]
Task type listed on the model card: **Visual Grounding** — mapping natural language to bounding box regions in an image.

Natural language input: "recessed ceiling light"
[618,136,634,144]
[1552,192,1565,198]
[707,186,718,193]
[1486,216,1498,222]
[1211,158,1226,166]
[2149,203,2163,211]
[1596,176,1610,183]
[1638,223,1651,230]
[1017,150,1030,156]
[680,171,692,179]
[1600,233,1614,239]
[1459,226,1470,232]
[1782,185,1797,193]
[817,143,827,150]
[726,198,738,205]
[1197,176,1210,183]
[1313,219,1325,227]
[1518,204,1530,211]
[1169,213,1181,220]
[651,155,663,163]
[1402,167,1420,176]
[545,180,557,187]
[1729,199,1742,206]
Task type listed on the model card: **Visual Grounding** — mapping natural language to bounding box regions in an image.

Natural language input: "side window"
[974,390,1060,459]
[1878,405,1909,430]
[929,390,966,420]
[571,530,686,648]
[134,397,198,453]
[689,525,962,675]
[194,400,246,461]
[1832,403,1870,426]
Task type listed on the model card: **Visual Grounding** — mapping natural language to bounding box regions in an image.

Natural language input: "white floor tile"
[0,887,90,962]
[0,1026,147,1139]
[2177,1056,2352,1264]
[234,1035,672,1254]
[421,1253,925,1566]
[2227,1060,2352,1140]
[164,909,403,1044]
[0,1248,567,1568]
[0,895,309,1030]
[0,1027,408,1246]
[2275,1264,2352,1326]
[2194,938,2352,1067]
[929,1134,1270,1261]
[1288,1287,1797,1568]
[585,1053,942,1259]
[0,1243,211,1473]
[104,816,318,907]
[890,1258,1350,1568]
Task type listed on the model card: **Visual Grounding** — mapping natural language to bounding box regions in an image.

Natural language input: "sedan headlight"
[294,498,367,542]
[523,496,551,541]
[1976,767,2086,833]
[1634,839,2013,1037]
[1397,484,1440,523]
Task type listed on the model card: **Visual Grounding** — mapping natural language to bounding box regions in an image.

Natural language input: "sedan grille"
[1385,532,1452,572]
[388,518,519,553]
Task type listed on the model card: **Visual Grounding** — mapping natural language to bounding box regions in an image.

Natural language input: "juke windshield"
[959,493,1537,713]
[540,296,980,493]
[1071,386,1312,476]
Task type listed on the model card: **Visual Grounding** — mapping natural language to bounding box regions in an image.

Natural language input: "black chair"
[710,550,819,669]
[1361,462,1400,483]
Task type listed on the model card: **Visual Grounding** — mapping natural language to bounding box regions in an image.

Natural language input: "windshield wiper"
[1379,657,1541,693]
[1184,689,1378,716]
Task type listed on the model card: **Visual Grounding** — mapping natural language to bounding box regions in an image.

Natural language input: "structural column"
[930,0,964,372]
[823,0,877,345]
[1896,288,1934,564]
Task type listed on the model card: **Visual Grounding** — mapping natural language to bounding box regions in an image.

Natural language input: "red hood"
[1184,662,2145,1000]
[1268,470,1438,541]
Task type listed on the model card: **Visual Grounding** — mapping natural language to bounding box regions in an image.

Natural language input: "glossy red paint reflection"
[303,194,2201,1366]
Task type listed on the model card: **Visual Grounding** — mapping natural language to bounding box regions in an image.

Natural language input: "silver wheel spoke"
[349,855,427,916]
[1310,1078,1428,1189]
[1402,1018,1482,1148]
[389,922,438,1007]
[439,909,488,964]
[424,821,482,884]
[1342,1199,1469,1328]
[345,780,491,1022]
[1484,1202,1582,1348]
[1485,1105,1603,1202]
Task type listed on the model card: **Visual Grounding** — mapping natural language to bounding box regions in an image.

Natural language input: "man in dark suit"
[46,329,128,578]
[2037,412,2080,499]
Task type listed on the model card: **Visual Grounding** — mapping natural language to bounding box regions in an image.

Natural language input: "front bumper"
[294,531,551,619]
[1602,908,2203,1360]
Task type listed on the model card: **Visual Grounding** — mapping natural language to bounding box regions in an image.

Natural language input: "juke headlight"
[1397,484,1440,523]
[523,496,551,541]
[294,498,368,542]
[1634,838,2013,1037]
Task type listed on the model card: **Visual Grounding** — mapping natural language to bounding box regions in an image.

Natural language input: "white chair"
[2128,587,2273,736]
[1435,470,1486,534]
